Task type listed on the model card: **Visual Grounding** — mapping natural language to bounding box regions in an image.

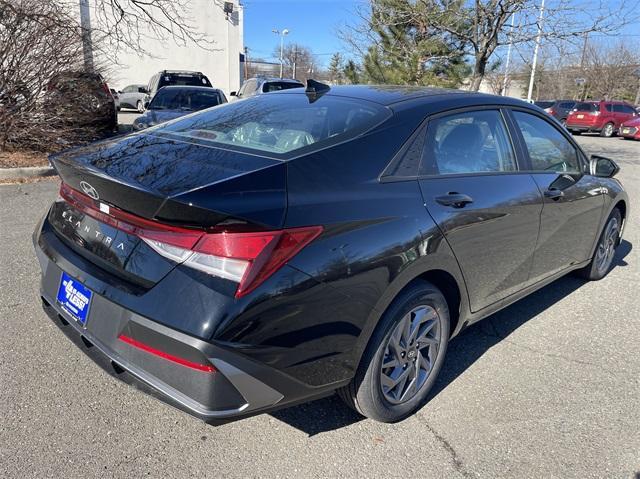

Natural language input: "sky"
[242,0,640,70]
[242,0,362,67]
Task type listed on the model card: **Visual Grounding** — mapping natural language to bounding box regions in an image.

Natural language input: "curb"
[0,166,56,180]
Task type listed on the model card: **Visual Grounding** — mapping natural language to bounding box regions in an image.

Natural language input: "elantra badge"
[80,181,99,200]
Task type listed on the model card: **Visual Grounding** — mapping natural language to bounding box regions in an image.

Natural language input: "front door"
[418,109,542,312]
[509,110,604,282]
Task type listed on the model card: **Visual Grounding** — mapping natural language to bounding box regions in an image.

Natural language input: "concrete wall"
[92,0,244,96]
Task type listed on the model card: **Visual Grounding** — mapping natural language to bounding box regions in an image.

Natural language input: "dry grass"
[0,151,49,169]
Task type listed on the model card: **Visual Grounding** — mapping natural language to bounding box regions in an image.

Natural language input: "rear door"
[509,109,604,282]
[418,108,542,312]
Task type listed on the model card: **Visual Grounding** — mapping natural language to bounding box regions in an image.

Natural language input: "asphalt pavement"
[1,135,638,478]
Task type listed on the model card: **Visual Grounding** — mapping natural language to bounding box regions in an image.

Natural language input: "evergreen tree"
[328,53,345,84]
[359,0,469,87]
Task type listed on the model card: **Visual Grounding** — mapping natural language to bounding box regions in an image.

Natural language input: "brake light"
[118,334,215,373]
[59,183,322,298]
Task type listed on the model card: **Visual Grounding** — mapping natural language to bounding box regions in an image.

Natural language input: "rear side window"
[151,93,390,158]
[420,110,517,176]
[512,111,580,173]
[622,105,636,114]
[575,102,598,112]
[606,104,614,112]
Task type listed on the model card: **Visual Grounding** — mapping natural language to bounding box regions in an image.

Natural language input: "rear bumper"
[33,216,332,422]
[566,124,600,132]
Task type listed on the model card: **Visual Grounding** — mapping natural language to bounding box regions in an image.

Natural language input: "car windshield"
[263,81,304,93]
[534,101,555,109]
[149,93,390,158]
[575,102,598,112]
[149,89,223,111]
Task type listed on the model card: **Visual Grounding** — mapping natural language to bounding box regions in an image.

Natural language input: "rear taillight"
[59,183,322,298]
[546,108,556,115]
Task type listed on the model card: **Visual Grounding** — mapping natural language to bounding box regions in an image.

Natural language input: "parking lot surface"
[1,135,638,478]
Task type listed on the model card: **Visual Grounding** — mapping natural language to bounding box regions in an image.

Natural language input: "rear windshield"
[534,101,554,109]
[149,93,390,158]
[149,89,224,111]
[575,102,598,112]
[263,81,304,93]
[158,74,212,89]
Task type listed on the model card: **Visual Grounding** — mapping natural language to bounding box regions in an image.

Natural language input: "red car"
[566,100,637,137]
[619,117,640,140]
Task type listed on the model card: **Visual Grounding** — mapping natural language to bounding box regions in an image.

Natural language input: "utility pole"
[244,46,249,81]
[527,0,545,102]
[79,0,94,72]
[272,28,289,79]
[292,46,298,79]
[502,13,516,96]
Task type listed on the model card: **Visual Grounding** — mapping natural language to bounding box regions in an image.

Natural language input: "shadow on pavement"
[272,240,632,435]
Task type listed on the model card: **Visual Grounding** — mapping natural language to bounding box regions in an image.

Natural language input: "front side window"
[420,110,517,175]
[150,93,390,157]
[513,111,581,173]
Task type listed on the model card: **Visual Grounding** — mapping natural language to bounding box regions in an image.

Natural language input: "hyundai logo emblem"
[79,181,99,200]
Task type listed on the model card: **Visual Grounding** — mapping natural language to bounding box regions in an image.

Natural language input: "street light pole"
[527,0,546,102]
[272,28,289,79]
[502,13,516,96]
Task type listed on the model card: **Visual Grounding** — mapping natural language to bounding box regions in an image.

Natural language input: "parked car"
[230,77,303,100]
[146,70,212,101]
[110,89,120,111]
[619,117,640,140]
[45,71,117,134]
[117,84,148,112]
[35,84,628,423]
[133,86,227,130]
[566,100,637,137]
[534,99,576,125]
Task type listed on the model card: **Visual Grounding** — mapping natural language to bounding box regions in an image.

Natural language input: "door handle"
[435,193,474,208]
[544,188,564,200]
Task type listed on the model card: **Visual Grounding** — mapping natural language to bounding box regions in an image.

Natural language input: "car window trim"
[504,106,588,175]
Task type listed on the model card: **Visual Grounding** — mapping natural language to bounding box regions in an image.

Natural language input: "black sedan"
[34,83,628,423]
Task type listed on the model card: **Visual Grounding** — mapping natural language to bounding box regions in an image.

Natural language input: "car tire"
[338,280,450,422]
[137,100,144,113]
[600,122,615,137]
[571,130,582,135]
[577,208,622,281]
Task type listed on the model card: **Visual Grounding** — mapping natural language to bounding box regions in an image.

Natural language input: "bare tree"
[274,43,317,81]
[583,41,640,100]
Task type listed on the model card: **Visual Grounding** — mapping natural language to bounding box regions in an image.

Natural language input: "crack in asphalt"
[483,317,637,379]
[417,414,476,478]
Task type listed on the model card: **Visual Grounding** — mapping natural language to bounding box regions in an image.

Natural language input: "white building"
[86,0,244,95]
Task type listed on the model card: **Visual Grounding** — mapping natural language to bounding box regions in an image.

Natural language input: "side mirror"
[590,155,620,178]
[230,91,237,96]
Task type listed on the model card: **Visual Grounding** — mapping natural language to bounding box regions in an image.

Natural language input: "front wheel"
[600,122,615,137]
[338,281,450,422]
[136,100,144,113]
[578,208,622,280]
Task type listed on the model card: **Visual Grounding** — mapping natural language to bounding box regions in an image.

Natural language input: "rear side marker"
[118,334,215,373]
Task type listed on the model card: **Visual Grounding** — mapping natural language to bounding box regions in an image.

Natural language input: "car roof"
[157,85,221,92]
[275,84,530,107]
